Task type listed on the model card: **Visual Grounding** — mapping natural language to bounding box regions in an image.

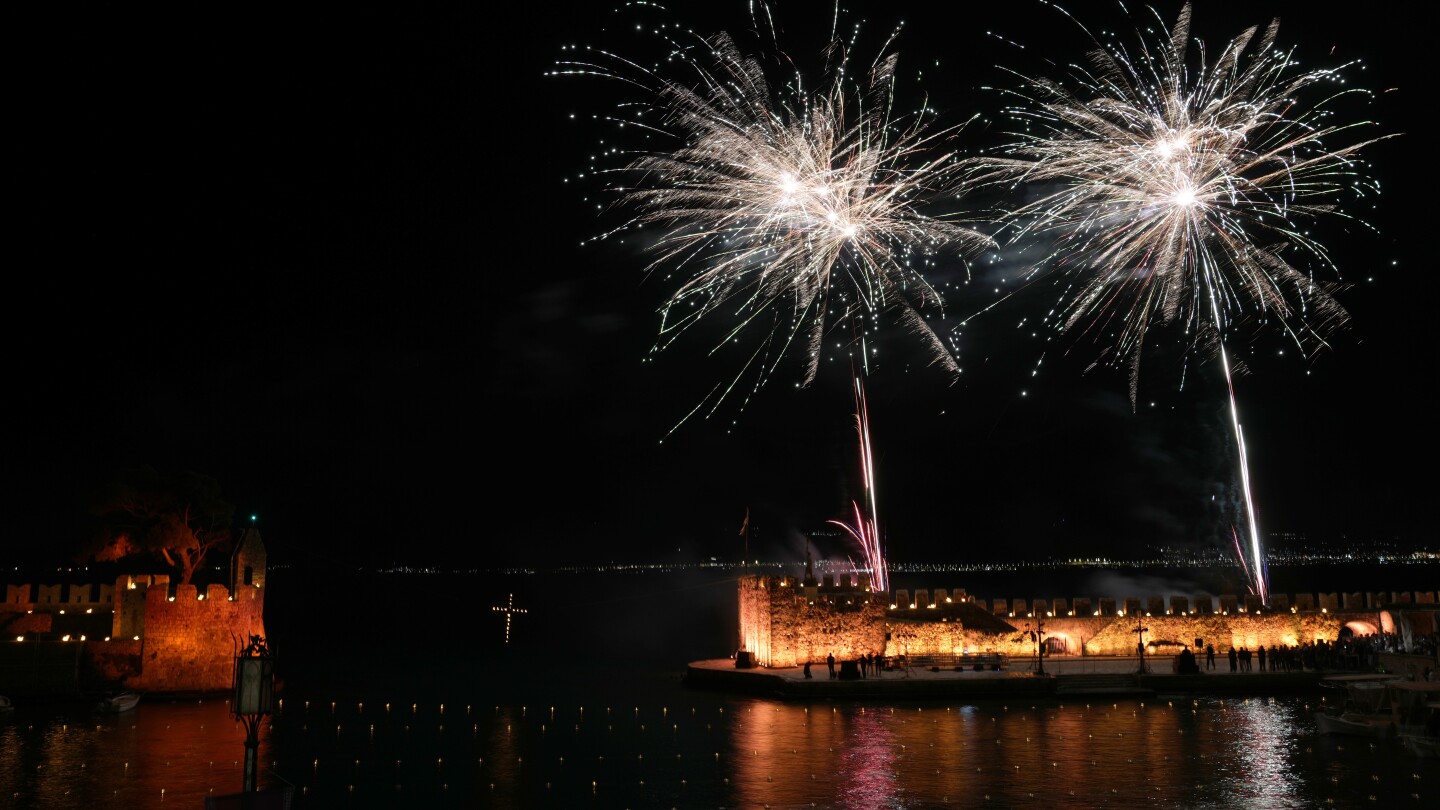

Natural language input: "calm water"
[2,565,1435,808]
[3,681,1434,808]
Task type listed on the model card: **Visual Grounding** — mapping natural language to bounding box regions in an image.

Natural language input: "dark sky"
[15,2,1429,571]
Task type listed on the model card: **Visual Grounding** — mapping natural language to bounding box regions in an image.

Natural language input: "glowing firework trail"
[553,6,991,423]
[1220,333,1267,603]
[828,376,889,593]
[971,2,1392,602]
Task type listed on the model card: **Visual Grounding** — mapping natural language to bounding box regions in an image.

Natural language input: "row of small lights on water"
[10,697,1422,805]
[243,696,1429,804]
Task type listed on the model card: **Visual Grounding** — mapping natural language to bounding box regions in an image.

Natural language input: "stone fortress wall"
[739,573,1438,668]
[0,526,268,693]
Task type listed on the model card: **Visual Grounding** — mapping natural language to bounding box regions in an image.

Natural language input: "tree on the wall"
[79,467,235,586]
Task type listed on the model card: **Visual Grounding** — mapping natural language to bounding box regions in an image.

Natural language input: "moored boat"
[1403,734,1440,757]
[96,691,141,713]
[1315,709,1395,737]
[1387,681,1440,756]
[1315,673,1401,737]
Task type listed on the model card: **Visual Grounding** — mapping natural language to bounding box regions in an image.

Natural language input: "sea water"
[2,678,1433,808]
[2,564,1434,808]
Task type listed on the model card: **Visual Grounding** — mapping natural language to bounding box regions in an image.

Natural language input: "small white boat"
[1402,734,1440,757]
[96,692,140,713]
[1315,710,1395,738]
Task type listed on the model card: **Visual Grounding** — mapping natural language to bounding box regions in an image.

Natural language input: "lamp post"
[1031,616,1047,675]
[233,634,275,793]
[1133,621,1149,674]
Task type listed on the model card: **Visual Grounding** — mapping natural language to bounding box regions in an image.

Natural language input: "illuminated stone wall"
[1,530,271,693]
[118,577,266,692]
[738,575,1438,667]
[737,577,773,663]
[738,575,887,667]
[1,574,265,693]
[885,618,977,655]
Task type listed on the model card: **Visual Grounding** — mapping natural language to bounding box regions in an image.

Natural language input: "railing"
[905,652,1010,671]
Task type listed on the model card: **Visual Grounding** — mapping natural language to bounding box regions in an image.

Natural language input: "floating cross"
[492,593,527,643]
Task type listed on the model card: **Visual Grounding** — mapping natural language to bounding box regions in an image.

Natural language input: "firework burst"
[553,6,992,426]
[971,2,1393,602]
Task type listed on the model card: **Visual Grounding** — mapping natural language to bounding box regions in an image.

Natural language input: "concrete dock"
[685,655,1332,699]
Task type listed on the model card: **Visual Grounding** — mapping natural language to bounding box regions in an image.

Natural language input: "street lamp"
[232,634,275,793]
[1133,621,1149,674]
[1031,617,1047,675]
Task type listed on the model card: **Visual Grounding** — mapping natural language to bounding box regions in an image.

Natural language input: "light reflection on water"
[0,699,273,809]
[2,686,1433,809]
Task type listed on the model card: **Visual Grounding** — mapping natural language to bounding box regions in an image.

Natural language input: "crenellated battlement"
[3,577,255,613]
[887,589,1436,617]
[737,578,1438,617]
[3,582,117,610]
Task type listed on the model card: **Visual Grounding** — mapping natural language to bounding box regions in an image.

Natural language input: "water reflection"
[719,696,1430,809]
[1220,697,1303,806]
[0,699,272,809]
[3,688,1432,808]
[729,702,903,808]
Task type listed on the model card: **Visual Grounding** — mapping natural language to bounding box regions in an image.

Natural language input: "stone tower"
[231,523,267,592]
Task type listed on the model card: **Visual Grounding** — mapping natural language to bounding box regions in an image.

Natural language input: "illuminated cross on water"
[492,593,527,643]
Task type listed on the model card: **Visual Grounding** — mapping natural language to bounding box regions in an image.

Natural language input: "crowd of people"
[1184,631,1440,675]
[803,651,889,680]
[802,631,1439,680]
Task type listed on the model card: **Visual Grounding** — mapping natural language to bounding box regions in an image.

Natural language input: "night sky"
[16,2,1430,571]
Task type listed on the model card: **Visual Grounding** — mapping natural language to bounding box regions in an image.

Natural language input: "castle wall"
[738,577,773,663]
[886,618,979,656]
[738,576,1437,668]
[122,580,266,692]
[738,576,886,667]
[2,574,266,693]
[5,529,270,694]
[2,583,117,611]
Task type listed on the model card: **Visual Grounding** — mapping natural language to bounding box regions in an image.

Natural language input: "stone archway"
[1378,610,1396,635]
[1343,620,1378,637]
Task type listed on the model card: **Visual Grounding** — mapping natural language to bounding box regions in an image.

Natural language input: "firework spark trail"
[1222,340,1267,603]
[553,6,992,429]
[829,375,889,593]
[969,2,1392,602]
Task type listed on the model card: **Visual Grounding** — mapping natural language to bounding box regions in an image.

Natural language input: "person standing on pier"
[1257,645,1267,672]
[1228,647,1238,672]
[1206,644,1216,670]
[827,653,836,679]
